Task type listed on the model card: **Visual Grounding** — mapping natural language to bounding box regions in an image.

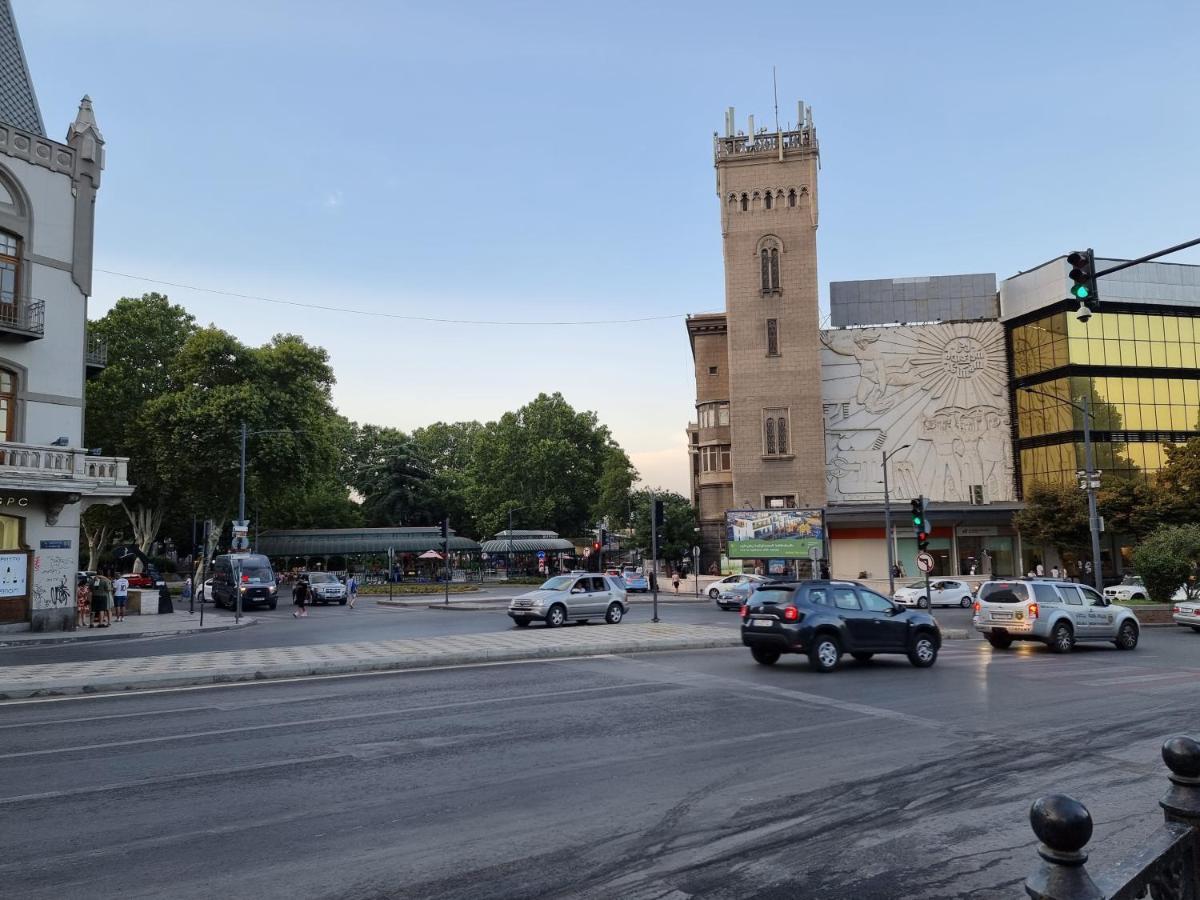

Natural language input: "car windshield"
[235,561,273,583]
[539,576,572,591]
[979,582,1030,604]
[308,573,336,584]
[904,582,925,589]
[1121,575,1144,586]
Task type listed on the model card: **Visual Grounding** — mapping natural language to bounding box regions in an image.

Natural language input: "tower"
[716,102,824,511]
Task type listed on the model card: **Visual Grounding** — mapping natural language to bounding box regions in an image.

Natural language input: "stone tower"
[715,103,825,511]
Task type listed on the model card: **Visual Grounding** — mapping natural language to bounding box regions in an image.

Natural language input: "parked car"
[119,570,163,590]
[893,579,974,609]
[196,577,214,602]
[622,567,649,593]
[740,580,941,672]
[508,574,628,628]
[973,579,1140,652]
[1104,575,1150,603]
[1173,597,1200,631]
[306,572,347,605]
[717,578,762,610]
[210,553,279,610]
[707,573,768,600]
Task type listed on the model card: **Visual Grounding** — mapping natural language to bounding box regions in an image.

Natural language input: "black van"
[211,553,278,610]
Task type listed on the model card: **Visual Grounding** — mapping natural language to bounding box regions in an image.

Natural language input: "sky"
[14,0,1200,496]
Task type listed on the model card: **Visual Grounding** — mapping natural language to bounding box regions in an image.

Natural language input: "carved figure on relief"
[820,330,920,415]
[920,406,1015,503]
[826,429,888,499]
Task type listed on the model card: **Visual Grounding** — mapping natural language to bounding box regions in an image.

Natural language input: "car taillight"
[783,605,799,622]
[1174,606,1182,613]
[973,601,980,614]
[1028,602,1039,620]
[740,604,749,619]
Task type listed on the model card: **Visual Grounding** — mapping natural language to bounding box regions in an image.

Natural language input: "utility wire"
[94,268,688,327]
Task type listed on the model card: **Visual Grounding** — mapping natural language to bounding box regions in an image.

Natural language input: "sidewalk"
[0,611,255,648]
[0,623,741,699]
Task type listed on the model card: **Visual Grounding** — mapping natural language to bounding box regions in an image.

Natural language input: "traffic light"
[440,518,449,540]
[1067,249,1098,309]
[653,499,665,528]
[910,496,930,551]
[599,528,607,548]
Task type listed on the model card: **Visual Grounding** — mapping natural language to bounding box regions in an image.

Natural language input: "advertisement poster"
[0,552,27,597]
[725,509,825,559]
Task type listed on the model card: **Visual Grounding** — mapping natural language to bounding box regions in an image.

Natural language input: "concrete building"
[0,0,131,632]
[687,103,825,573]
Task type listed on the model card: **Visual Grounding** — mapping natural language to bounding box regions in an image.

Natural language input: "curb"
[0,634,743,699]
[0,618,256,648]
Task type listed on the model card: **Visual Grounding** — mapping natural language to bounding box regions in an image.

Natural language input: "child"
[75,576,91,629]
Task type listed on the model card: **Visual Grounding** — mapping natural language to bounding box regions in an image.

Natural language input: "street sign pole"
[693,545,700,598]
[388,546,394,603]
[650,492,659,624]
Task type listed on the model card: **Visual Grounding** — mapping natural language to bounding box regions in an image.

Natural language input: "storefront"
[256,526,483,582]
[478,530,575,578]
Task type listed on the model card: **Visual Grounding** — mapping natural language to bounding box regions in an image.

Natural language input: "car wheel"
[1114,621,1139,650]
[513,618,531,628]
[545,604,566,628]
[339,598,347,605]
[267,601,277,610]
[1131,593,1147,602]
[1050,622,1075,653]
[708,587,720,599]
[960,596,972,608]
[851,652,873,663]
[908,633,938,668]
[986,634,1013,649]
[605,602,623,625]
[751,646,780,666]
[808,634,841,673]
[917,596,930,609]
[1192,626,1200,633]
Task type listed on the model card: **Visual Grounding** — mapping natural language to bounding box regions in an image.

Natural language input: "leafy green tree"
[1132,524,1200,602]
[593,445,637,528]
[629,489,696,569]
[407,421,482,532]
[360,443,430,526]
[1014,481,1089,562]
[1099,476,1169,543]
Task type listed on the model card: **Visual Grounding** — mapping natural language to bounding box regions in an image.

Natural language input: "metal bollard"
[1024,794,1102,900]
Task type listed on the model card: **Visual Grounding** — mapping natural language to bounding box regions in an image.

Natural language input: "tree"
[593,445,637,527]
[80,504,124,572]
[1132,524,1200,602]
[1013,482,1089,563]
[408,421,482,532]
[1099,476,1169,543]
[360,443,430,526]
[629,489,696,569]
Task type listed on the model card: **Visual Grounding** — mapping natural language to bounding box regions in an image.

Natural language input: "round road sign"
[916,552,935,574]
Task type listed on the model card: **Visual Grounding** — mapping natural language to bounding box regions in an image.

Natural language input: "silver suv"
[508,574,628,628]
[973,579,1140,652]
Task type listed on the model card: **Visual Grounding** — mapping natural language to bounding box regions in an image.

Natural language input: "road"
[0,587,975,667]
[1,626,1194,898]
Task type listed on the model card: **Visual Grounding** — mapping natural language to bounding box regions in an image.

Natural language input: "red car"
[118,572,159,589]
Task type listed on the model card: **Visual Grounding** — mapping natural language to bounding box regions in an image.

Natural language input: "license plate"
[752,617,774,627]
[992,611,1013,620]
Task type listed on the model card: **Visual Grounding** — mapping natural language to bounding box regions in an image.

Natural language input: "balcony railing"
[86,335,108,368]
[0,441,128,485]
[0,298,44,339]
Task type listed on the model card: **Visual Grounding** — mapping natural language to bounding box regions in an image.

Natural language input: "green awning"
[479,538,575,553]
[257,527,481,557]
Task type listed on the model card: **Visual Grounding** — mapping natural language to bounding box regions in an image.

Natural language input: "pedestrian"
[182,576,193,614]
[672,570,680,594]
[1035,562,1044,577]
[347,573,358,609]
[112,574,129,622]
[897,561,906,578]
[293,576,309,618]
[708,562,719,576]
[1084,560,1093,577]
[75,575,91,629]
[1050,565,1060,579]
[819,562,831,580]
[91,574,112,627]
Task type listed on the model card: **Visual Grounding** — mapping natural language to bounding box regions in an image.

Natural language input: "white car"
[1174,598,1200,631]
[306,572,347,605]
[1104,575,1150,603]
[893,579,973,609]
[197,577,214,601]
[706,574,768,599]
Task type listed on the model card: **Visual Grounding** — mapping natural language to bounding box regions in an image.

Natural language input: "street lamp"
[882,444,912,596]
[1020,387,1104,592]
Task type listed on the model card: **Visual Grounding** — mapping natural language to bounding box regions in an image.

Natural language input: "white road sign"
[916,552,935,574]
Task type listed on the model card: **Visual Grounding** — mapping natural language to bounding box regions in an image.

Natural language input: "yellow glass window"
[1169,380,1184,404]
[1185,381,1199,406]
[1149,316,1166,342]
[0,514,19,550]
[1134,315,1150,341]
[1151,343,1167,367]
[1135,342,1151,367]
[1165,317,1180,342]
[1167,343,1182,368]
[1185,343,1198,369]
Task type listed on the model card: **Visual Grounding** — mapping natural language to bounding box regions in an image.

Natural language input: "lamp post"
[882,443,912,596]
[1021,387,1104,592]
[238,422,307,545]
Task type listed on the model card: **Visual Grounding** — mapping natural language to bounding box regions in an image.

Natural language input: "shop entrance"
[0,514,29,624]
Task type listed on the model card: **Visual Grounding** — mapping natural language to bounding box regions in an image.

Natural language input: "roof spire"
[67,94,103,168]
[0,0,45,135]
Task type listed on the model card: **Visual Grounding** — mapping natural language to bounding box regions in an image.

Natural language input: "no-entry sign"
[916,551,935,574]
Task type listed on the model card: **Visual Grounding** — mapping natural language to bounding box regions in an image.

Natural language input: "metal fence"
[1025,735,1199,899]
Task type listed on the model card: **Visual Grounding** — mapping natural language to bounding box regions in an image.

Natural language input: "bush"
[359,583,480,596]
[149,555,178,574]
[1131,524,1200,602]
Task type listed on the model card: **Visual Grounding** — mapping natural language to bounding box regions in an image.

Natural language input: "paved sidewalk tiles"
[0,612,255,647]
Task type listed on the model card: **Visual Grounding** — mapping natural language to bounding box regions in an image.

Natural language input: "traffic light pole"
[443,518,450,605]
[650,493,659,624]
[1081,395,1105,593]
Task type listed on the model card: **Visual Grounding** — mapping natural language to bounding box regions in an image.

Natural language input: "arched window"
[764,418,776,455]
[764,191,772,210]
[0,232,19,323]
[740,193,748,211]
[0,369,16,442]
[760,249,771,293]
[777,417,788,455]
[788,189,796,207]
[770,248,780,290]
[758,237,782,294]
[763,408,789,456]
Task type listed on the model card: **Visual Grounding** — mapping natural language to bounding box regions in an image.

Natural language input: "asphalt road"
[1,627,1195,899]
[0,589,976,667]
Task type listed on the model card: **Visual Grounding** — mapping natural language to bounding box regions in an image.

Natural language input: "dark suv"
[741,580,941,672]
[211,553,279,610]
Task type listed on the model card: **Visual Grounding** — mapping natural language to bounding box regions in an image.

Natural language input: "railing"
[86,334,108,367]
[0,298,44,336]
[1024,735,1200,899]
[714,127,818,160]
[0,441,128,484]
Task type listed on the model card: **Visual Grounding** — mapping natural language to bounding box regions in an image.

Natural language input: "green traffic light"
[1072,284,1090,300]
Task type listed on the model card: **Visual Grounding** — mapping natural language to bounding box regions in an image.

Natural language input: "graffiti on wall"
[31,551,74,609]
[821,321,1015,503]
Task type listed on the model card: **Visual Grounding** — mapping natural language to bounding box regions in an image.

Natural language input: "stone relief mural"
[821,322,1015,503]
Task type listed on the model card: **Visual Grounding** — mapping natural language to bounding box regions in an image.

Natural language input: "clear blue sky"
[16,0,1200,494]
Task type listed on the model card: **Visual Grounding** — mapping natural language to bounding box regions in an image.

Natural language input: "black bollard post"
[1024,794,1102,900]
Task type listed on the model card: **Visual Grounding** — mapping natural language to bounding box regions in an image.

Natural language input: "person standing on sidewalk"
[91,574,112,627]
[671,570,680,594]
[75,575,91,629]
[182,576,193,613]
[293,576,309,618]
[347,573,358,609]
[112,575,129,623]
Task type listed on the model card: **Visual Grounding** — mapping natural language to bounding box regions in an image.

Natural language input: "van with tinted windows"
[973,578,1139,653]
[211,553,279,610]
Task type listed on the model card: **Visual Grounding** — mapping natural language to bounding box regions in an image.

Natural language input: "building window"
[708,366,718,376]
[0,232,19,319]
[0,369,15,442]
[764,191,772,210]
[698,402,730,429]
[763,408,791,457]
[759,239,781,294]
[764,495,796,509]
[700,445,732,473]
[788,189,796,207]
[718,403,729,426]
[740,193,748,211]
[721,446,731,469]
[767,318,779,356]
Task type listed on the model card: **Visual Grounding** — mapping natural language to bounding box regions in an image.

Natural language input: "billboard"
[725,509,825,559]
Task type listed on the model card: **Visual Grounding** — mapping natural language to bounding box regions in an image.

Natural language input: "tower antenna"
[772,65,780,131]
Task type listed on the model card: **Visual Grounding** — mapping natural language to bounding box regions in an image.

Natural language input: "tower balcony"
[714,127,818,162]
[85,334,107,378]
[0,298,43,341]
